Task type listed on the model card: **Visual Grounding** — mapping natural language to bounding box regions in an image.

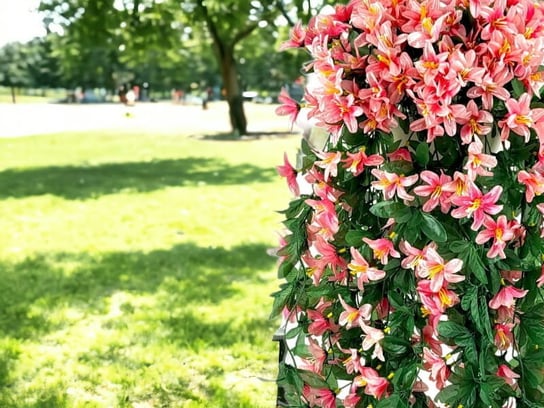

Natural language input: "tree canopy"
[3,0,336,132]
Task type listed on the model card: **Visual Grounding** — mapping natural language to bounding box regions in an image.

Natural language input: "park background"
[0,0,340,406]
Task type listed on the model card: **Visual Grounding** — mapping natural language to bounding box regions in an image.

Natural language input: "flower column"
[272,1,544,407]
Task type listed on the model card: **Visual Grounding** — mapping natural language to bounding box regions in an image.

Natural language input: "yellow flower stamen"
[438,288,454,307]
[428,264,444,279]
[421,306,431,317]
[422,17,433,34]
[469,198,482,212]
[515,115,532,126]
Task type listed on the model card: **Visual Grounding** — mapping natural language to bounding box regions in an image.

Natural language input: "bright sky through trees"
[0,0,45,46]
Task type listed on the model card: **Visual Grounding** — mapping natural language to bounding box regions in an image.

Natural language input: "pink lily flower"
[338,295,372,329]
[341,348,364,375]
[354,367,389,400]
[275,88,301,129]
[417,247,465,293]
[323,94,364,134]
[302,250,326,286]
[343,146,384,176]
[279,21,306,50]
[387,147,412,162]
[299,338,327,375]
[457,100,493,144]
[496,364,520,387]
[494,323,514,351]
[313,234,348,278]
[422,324,443,356]
[442,171,470,197]
[467,0,492,18]
[276,152,300,196]
[371,169,419,201]
[499,93,544,142]
[450,183,503,231]
[527,70,544,97]
[464,137,497,180]
[475,215,516,259]
[363,237,401,265]
[413,170,453,213]
[489,286,529,309]
[361,323,385,361]
[423,347,450,390]
[517,169,544,203]
[399,240,436,273]
[466,65,511,110]
[315,151,342,181]
[343,392,362,408]
[501,269,522,284]
[449,49,485,87]
[417,280,460,316]
[406,9,450,48]
[307,299,340,336]
[302,385,337,408]
[347,247,386,290]
[306,197,339,241]
[399,241,423,271]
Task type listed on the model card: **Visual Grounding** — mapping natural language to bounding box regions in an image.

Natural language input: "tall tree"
[0,42,33,103]
[188,0,278,135]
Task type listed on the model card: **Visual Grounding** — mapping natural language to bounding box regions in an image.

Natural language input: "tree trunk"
[10,86,16,104]
[220,51,247,136]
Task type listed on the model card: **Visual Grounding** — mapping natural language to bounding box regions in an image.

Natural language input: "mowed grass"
[0,121,299,407]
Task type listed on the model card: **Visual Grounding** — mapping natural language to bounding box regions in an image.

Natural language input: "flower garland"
[272,0,544,407]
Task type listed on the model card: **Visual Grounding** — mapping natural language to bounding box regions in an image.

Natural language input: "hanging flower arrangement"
[272,0,544,407]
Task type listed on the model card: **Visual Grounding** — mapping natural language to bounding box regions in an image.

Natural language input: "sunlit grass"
[0,126,299,407]
[0,87,65,104]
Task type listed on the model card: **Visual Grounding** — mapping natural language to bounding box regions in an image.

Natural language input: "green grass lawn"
[0,88,65,104]
[0,127,299,407]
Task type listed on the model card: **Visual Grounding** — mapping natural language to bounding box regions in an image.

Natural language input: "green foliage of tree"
[14,1,338,131]
[0,42,35,103]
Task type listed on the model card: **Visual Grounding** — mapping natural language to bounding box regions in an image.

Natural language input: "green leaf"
[433,136,460,167]
[367,200,412,224]
[285,326,303,340]
[297,369,329,388]
[382,336,411,356]
[438,321,469,338]
[270,282,295,318]
[377,394,409,408]
[420,212,448,242]
[415,142,430,166]
[468,247,488,284]
[511,78,525,98]
[449,240,470,254]
[391,362,419,391]
[278,261,295,279]
[477,294,494,343]
[345,229,368,246]
[460,284,477,312]
[436,378,476,407]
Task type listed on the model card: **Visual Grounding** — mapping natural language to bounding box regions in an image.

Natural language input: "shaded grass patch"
[0,158,276,200]
[0,242,275,338]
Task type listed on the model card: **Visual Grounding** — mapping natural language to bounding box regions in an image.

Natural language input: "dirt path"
[0,101,292,138]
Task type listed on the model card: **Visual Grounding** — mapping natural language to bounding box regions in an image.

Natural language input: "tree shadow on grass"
[0,242,276,339]
[198,131,296,141]
[0,157,276,200]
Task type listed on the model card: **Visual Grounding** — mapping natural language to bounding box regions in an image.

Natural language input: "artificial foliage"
[272,0,544,407]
